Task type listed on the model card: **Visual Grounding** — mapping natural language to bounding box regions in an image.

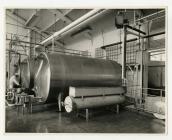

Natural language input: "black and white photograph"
[4,7,167,134]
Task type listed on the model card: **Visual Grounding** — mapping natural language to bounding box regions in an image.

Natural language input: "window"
[149,50,165,61]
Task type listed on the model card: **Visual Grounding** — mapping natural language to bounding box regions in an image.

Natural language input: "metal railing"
[126,87,165,115]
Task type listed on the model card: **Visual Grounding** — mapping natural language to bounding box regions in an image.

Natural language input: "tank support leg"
[116,104,119,114]
[58,92,62,112]
[86,109,89,121]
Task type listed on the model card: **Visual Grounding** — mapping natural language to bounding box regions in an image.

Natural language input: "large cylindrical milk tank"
[34,52,122,102]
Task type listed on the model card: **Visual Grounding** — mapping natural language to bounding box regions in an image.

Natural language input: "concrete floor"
[5,106,165,133]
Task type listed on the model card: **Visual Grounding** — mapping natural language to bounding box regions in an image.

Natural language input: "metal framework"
[95,12,165,115]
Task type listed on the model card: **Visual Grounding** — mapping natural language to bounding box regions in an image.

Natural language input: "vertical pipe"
[140,38,144,105]
[122,25,127,80]
[8,50,10,81]
[19,54,21,84]
[8,34,12,84]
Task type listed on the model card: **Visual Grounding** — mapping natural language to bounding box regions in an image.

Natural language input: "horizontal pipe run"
[72,94,124,98]
[69,86,125,97]
[135,10,165,22]
[101,31,165,49]
[45,50,91,57]
[6,38,43,46]
[101,38,137,49]
[6,49,28,56]
[101,42,122,49]
[6,32,47,42]
[64,95,125,113]
[144,31,165,38]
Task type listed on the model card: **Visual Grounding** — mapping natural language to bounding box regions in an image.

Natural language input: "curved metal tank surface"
[34,52,122,102]
[20,58,38,89]
[20,59,30,88]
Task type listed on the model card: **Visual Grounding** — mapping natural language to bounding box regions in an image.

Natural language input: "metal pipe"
[69,87,125,97]
[64,95,125,113]
[144,31,165,38]
[6,38,43,46]
[140,15,165,25]
[135,10,165,22]
[101,31,165,49]
[6,32,44,42]
[122,25,127,80]
[35,9,108,48]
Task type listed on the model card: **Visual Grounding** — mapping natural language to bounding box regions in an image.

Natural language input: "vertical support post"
[29,96,32,114]
[22,104,24,115]
[142,23,149,106]
[58,92,62,112]
[116,104,119,114]
[122,25,127,85]
[134,10,136,25]
[139,38,144,107]
[143,40,149,99]
[30,102,32,114]
[86,109,89,121]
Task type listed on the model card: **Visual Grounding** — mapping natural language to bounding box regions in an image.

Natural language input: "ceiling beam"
[25,10,41,27]
[11,9,16,14]
[6,10,26,26]
[48,9,73,23]
[42,9,73,32]
[55,9,73,23]
[7,10,47,38]
[8,9,27,23]
[7,9,65,47]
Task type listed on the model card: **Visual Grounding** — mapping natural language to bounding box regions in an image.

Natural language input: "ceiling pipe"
[35,9,109,48]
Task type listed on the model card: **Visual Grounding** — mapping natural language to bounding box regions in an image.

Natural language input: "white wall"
[64,11,122,57]
[64,10,146,57]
